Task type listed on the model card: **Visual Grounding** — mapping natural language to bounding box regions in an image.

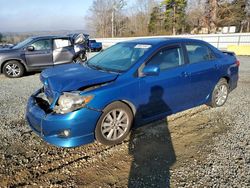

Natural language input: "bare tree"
[186,7,204,33]
[217,0,247,32]
[120,0,156,36]
[247,0,250,32]
[86,0,250,37]
[86,0,126,37]
[204,0,219,33]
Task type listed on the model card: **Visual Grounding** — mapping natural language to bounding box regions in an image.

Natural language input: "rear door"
[138,44,193,122]
[184,42,221,106]
[53,38,74,64]
[25,39,53,68]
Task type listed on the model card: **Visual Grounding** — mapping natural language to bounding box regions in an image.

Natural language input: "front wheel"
[210,78,229,107]
[3,61,25,78]
[95,102,133,145]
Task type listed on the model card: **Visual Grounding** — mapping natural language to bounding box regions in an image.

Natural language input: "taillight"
[235,60,240,66]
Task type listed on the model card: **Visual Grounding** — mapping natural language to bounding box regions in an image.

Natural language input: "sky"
[0,0,94,32]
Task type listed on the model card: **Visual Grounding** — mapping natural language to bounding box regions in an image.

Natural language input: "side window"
[54,39,72,49]
[147,46,184,71]
[186,44,216,64]
[30,39,51,50]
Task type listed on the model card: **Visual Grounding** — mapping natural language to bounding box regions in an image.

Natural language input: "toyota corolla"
[26,38,239,147]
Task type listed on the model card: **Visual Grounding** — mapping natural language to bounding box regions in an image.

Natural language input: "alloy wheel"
[215,84,228,106]
[101,109,129,141]
[5,63,21,77]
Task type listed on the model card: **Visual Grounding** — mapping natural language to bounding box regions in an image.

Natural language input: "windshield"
[12,38,33,49]
[86,42,151,72]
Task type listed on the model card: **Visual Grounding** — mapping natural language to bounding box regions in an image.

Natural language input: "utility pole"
[247,20,250,32]
[111,9,114,38]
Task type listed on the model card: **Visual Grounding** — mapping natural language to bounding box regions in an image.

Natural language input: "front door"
[25,39,53,68]
[138,45,193,122]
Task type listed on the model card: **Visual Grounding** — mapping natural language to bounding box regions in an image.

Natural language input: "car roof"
[29,33,89,41]
[124,37,204,46]
[30,35,70,40]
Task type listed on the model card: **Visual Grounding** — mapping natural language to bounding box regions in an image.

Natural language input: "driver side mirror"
[141,65,160,77]
[26,46,34,51]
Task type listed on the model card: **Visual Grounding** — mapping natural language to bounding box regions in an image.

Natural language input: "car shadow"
[25,71,40,77]
[128,86,176,188]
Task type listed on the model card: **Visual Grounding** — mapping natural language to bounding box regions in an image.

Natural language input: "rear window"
[186,44,216,64]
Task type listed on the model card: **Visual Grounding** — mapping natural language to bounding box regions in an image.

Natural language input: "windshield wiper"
[85,62,103,71]
[84,60,103,70]
[85,61,122,73]
[89,64,103,71]
[84,61,96,69]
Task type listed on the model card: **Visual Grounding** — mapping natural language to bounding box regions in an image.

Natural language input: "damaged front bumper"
[26,89,102,148]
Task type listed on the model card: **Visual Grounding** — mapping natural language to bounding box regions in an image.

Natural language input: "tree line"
[0,33,31,44]
[86,0,250,37]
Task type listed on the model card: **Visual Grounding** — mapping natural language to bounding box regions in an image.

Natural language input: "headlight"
[54,92,94,114]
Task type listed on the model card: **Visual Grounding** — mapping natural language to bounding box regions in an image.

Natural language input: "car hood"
[0,48,19,53]
[40,63,119,93]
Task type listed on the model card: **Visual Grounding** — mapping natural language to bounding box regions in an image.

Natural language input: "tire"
[3,60,25,78]
[95,101,133,145]
[210,78,229,108]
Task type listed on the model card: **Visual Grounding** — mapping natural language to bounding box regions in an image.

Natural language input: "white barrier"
[95,33,250,50]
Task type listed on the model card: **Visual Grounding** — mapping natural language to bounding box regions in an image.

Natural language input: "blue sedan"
[26,38,239,147]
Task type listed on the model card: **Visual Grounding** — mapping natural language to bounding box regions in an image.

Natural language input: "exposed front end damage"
[26,68,115,148]
[26,88,102,147]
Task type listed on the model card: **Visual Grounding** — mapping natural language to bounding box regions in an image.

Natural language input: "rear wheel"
[3,61,25,78]
[95,102,133,145]
[210,78,229,107]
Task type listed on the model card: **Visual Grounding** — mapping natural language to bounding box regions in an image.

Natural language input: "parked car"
[0,43,14,49]
[26,38,239,148]
[0,34,88,78]
[88,39,102,52]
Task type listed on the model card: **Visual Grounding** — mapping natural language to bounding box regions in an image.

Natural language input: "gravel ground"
[0,57,249,187]
[171,56,250,187]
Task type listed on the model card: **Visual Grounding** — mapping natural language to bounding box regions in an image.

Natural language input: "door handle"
[214,64,219,69]
[181,71,189,77]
